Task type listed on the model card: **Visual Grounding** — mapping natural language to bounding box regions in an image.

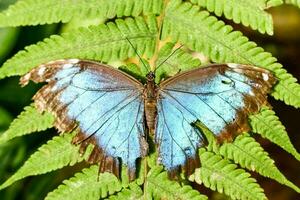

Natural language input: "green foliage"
[0,139,26,200]
[250,106,300,161]
[0,105,54,145]
[0,27,19,61]
[119,62,149,83]
[0,0,20,61]
[108,183,143,200]
[146,166,208,200]
[155,42,201,82]
[0,133,91,190]
[285,0,300,7]
[218,134,300,192]
[0,16,157,79]
[0,107,12,129]
[190,0,283,35]
[191,149,267,200]
[0,0,299,199]
[45,166,123,200]
[0,0,163,27]
[163,0,300,108]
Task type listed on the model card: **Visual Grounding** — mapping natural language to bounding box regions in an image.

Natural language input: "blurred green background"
[0,1,299,199]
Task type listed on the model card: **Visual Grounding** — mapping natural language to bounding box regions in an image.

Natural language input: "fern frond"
[0,16,157,79]
[0,105,54,145]
[0,0,163,27]
[219,134,300,192]
[146,166,208,200]
[108,183,143,200]
[0,133,90,190]
[285,0,300,7]
[155,42,201,82]
[250,107,300,161]
[190,0,282,35]
[119,62,149,82]
[163,0,300,108]
[45,166,122,200]
[190,149,267,200]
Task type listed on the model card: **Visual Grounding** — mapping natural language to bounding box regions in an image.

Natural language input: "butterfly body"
[20,59,276,180]
[144,71,158,134]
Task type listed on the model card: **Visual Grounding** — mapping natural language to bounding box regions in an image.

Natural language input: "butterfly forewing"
[156,63,276,175]
[21,59,148,180]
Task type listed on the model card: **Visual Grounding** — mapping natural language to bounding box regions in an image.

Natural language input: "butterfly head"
[146,71,155,82]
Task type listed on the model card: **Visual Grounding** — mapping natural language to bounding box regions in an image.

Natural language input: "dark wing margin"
[156,63,276,176]
[20,59,148,180]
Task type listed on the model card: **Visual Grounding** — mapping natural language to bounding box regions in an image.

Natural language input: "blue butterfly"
[20,59,276,180]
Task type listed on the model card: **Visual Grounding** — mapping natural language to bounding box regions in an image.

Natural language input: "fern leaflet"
[190,0,283,35]
[0,16,157,79]
[108,183,143,200]
[45,166,122,200]
[163,0,300,108]
[155,42,201,82]
[0,0,163,27]
[146,166,208,200]
[0,133,91,190]
[190,149,267,200]
[250,107,300,161]
[218,134,300,192]
[0,105,54,145]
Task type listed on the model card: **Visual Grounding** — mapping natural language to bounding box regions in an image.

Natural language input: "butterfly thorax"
[144,72,158,134]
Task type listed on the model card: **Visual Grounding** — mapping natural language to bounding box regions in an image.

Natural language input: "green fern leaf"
[250,107,300,161]
[219,134,300,193]
[146,166,208,200]
[0,133,90,190]
[0,0,163,27]
[163,0,300,108]
[155,42,201,82]
[190,149,267,200]
[45,166,122,200]
[190,0,282,35]
[285,0,300,7]
[108,183,143,200]
[0,105,54,145]
[119,62,149,82]
[0,16,157,79]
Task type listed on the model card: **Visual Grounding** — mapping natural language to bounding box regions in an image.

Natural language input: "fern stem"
[143,157,148,199]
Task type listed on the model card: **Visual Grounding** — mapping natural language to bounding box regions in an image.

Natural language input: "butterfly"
[20,59,276,180]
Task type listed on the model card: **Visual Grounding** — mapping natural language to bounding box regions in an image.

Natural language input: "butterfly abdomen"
[144,98,157,134]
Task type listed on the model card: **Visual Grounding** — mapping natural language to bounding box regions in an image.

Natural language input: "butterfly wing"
[156,63,276,175]
[20,59,148,179]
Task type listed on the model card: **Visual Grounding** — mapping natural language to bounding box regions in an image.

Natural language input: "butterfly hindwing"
[156,64,276,174]
[21,59,148,179]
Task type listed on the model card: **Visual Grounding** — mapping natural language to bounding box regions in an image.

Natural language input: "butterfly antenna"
[125,37,150,72]
[154,44,184,73]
